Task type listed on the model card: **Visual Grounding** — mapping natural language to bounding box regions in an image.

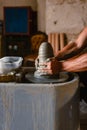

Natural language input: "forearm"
[55,42,81,60]
[60,53,87,72]
[55,27,87,60]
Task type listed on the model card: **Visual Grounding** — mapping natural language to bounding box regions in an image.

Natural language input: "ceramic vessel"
[0,56,23,75]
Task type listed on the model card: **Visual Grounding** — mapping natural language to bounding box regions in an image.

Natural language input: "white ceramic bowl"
[0,56,23,75]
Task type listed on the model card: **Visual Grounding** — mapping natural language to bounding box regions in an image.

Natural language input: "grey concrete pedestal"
[0,73,79,130]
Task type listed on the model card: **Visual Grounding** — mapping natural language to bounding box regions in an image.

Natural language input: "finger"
[39,62,48,66]
[46,57,55,62]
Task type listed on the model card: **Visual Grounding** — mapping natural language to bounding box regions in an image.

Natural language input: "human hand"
[39,57,62,75]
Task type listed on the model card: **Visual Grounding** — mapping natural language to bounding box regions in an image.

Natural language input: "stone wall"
[45,0,87,41]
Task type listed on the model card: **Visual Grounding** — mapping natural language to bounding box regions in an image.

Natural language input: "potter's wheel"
[25,42,74,83]
[25,71,74,83]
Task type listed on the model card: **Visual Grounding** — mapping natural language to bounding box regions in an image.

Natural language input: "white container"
[0,56,23,75]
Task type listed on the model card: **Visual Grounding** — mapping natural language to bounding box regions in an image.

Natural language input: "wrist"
[59,60,69,72]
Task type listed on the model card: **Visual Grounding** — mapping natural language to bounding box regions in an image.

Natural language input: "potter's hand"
[39,57,62,75]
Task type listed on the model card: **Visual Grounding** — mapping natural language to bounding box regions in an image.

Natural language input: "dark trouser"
[77,71,87,102]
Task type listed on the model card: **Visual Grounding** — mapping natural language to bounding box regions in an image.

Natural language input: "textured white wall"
[46,0,87,35]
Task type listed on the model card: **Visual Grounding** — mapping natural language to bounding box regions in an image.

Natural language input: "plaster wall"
[45,0,87,40]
